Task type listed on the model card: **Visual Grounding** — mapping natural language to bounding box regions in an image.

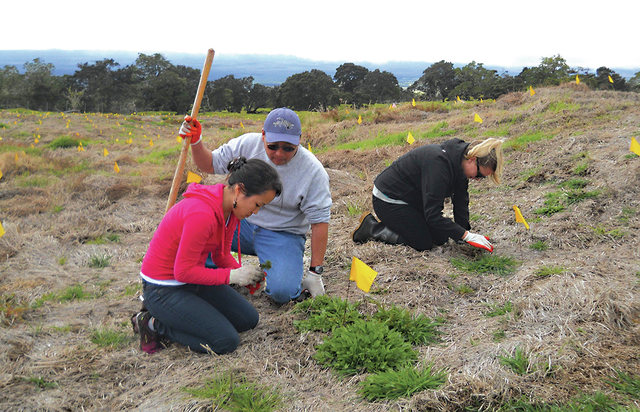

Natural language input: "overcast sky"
[2,0,638,70]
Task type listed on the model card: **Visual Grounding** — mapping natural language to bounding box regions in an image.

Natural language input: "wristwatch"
[309,265,324,275]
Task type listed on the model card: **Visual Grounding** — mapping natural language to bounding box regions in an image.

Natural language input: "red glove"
[246,271,267,295]
[179,116,202,145]
[463,232,494,252]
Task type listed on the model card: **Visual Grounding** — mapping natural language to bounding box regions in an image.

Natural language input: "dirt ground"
[1,84,639,411]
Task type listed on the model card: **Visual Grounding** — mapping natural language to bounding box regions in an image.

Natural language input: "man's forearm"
[310,222,329,267]
[191,141,215,174]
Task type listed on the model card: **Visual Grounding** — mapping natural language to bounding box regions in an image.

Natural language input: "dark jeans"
[142,281,258,354]
[372,197,448,251]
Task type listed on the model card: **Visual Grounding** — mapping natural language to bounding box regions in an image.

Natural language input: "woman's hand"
[229,265,264,286]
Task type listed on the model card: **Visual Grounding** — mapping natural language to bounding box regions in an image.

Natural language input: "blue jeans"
[142,280,258,354]
[207,221,307,303]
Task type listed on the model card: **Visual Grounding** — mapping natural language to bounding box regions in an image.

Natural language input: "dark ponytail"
[227,156,283,197]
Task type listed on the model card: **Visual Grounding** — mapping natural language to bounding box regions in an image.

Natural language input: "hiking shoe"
[352,212,378,243]
[131,311,143,334]
[134,311,160,354]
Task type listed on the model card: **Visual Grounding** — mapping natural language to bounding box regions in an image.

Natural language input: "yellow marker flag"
[608,75,614,83]
[14,153,18,161]
[149,139,154,147]
[187,171,202,183]
[0,221,5,239]
[389,104,393,110]
[357,115,362,125]
[349,257,378,293]
[457,95,461,102]
[474,113,483,124]
[103,148,108,157]
[176,135,182,143]
[0,169,3,179]
[576,75,580,85]
[412,98,416,107]
[240,122,245,129]
[513,205,530,230]
[77,145,84,152]
[407,132,415,145]
[346,109,350,114]
[114,162,120,173]
[530,86,536,96]
[308,143,313,153]
[630,137,640,156]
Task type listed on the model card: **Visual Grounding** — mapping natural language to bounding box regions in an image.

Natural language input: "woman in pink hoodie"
[131,157,282,354]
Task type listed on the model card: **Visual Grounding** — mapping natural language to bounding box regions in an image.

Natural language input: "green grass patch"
[335,130,408,150]
[484,301,515,318]
[57,284,89,302]
[183,371,282,412]
[136,147,180,164]
[605,369,640,399]
[16,173,54,188]
[88,254,112,268]
[451,254,520,276]
[559,178,589,189]
[483,126,510,137]
[504,132,553,150]
[498,346,534,375]
[548,100,580,113]
[529,240,549,251]
[24,376,58,390]
[359,363,448,401]
[534,265,565,278]
[422,121,456,139]
[89,327,131,349]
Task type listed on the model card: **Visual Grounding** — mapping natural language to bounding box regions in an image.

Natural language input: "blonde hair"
[465,138,504,184]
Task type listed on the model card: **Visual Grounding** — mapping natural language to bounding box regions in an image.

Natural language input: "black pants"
[372,197,448,252]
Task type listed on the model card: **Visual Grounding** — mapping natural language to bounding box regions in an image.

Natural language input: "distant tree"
[135,53,172,78]
[447,61,503,101]
[518,55,572,87]
[72,59,122,112]
[358,69,400,104]
[595,67,628,91]
[245,83,272,113]
[334,63,369,93]
[207,75,252,113]
[0,65,24,108]
[629,71,640,92]
[275,69,338,111]
[23,58,62,111]
[409,60,459,102]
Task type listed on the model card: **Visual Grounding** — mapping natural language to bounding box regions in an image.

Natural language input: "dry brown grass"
[1,87,639,410]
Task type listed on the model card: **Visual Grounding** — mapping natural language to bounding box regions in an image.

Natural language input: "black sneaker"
[134,311,160,354]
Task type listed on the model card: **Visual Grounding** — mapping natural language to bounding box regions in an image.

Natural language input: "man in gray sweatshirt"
[180,108,331,303]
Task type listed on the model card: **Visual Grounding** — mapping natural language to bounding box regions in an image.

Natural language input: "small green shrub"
[560,178,589,189]
[359,363,448,401]
[88,254,112,268]
[293,295,363,333]
[484,301,514,318]
[535,265,565,278]
[451,254,519,276]
[373,305,443,345]
[605,370,640,399]
[25,376,57,390]
[57,284,87,302]
[529,240,549,251]
[572,162,589,176]
[47,136,81,150]
[314,319,417,376]
[183,371,282,412]
[564,189,600,205]
[498,346,534,375]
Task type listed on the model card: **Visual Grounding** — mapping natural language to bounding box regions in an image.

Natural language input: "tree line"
[1,53,638,114]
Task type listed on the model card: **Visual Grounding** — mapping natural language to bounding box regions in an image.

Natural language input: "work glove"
[229,265,263,286]
[179,116,202,145]
[301,271,325,297]
[463,231,494,253]
[246,272,266,295]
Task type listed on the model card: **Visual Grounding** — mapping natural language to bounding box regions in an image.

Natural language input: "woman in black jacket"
[352,138,503,252]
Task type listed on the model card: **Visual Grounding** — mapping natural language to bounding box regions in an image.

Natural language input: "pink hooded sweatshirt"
[141,183,240,285]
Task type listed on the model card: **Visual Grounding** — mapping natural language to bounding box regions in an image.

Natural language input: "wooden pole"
[165,48,215,214]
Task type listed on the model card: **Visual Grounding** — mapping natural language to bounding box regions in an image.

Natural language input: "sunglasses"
[475,161,486,179]
[266,143,296,153]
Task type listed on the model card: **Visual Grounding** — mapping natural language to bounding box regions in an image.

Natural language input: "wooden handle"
[165,48,215,214]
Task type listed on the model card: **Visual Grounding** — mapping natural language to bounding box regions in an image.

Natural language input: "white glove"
[229,265,263,286]
[463,231,494,252]
[301,271,325,297]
